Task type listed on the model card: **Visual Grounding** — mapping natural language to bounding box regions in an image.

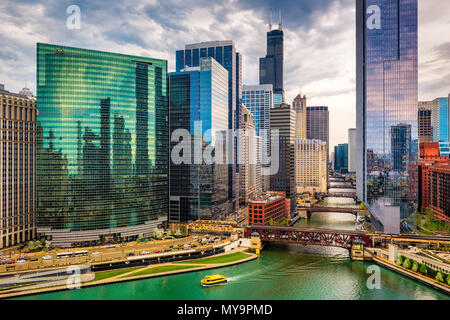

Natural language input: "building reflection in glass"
[356,0,418,233]
[36,43,168,234]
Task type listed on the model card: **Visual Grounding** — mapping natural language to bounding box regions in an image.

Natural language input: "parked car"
[43,255,52,260]
[127,252,135,257]
[106,244,115,248]
[92,252,100,255]
[153,250,161,254]
[17,259,26,263]
[141,251,150,255]
[164,248,171,252]
[30,258,38,262]
[4,259,15,264]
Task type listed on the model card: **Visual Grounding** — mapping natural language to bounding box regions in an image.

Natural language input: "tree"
[44,240,51,249]
[411,260,419,272]
[446,274,450,286]
[435,271,445,283]
[396,256,404,266]
[402,258,411,269]
[419,263,428,275]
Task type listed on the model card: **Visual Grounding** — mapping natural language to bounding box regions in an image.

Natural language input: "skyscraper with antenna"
[259,8,284,103]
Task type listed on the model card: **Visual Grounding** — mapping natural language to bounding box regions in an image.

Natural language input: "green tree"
[402,258,411,269]
[419,263,428,275]
[396,256,404,266]
[446,274,450,286]
[411,260,419,272]
[435,271,445,283]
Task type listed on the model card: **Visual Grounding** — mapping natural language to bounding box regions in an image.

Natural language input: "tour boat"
[201,274,228,287]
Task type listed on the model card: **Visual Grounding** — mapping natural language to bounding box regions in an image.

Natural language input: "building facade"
[418,101,433,144]
[427,163,450,222]
[431,97,449,143]
[295,139,327,194]
[306,106,329,181]
[36,44,168,247]
[348,128,357,173]
[248,192,287,225]
[169,58,230,222]
[356,0,418,234]
[242,84,273,191]
[269,104,296,216]
[239,105,261,204]
[418,142,450,222]
[293,93,307,141]
[176,41,241,212]
[334,144,349,174]
[0,85,36,248]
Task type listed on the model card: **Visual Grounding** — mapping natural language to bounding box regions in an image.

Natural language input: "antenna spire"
[269,8,272,31]
[278,8,282,30]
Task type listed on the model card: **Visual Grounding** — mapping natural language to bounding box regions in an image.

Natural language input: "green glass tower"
[36,43,168,247]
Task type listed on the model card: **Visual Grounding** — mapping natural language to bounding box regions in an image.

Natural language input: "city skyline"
[1,0,449,151]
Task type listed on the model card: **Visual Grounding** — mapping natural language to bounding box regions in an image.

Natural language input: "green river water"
[11,191,450,300]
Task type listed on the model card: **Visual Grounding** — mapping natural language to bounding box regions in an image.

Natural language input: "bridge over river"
[245,225,372,249]
[245,225,450,250]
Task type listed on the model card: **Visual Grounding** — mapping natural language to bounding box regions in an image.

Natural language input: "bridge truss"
[245,225,373,249]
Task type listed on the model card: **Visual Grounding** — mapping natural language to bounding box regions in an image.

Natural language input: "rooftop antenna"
[278,8,282,30]
[269,8,272,31]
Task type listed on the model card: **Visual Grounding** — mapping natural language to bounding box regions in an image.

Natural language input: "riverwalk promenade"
[0,247,257,299]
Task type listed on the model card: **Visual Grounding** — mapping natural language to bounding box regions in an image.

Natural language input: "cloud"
[0,0,449,152]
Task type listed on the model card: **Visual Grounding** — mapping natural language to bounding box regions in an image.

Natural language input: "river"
[10,191,450,300]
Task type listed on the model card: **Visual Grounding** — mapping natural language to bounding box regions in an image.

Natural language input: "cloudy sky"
[0,0,449,150]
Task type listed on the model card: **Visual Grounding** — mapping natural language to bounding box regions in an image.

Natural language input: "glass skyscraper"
[176,41,241,211]
[334,144,349,174]
[356,0,418,234]
[169,57,230,222]
[433,97,449,143]
[36,43,168,247]
[242,84,273,191]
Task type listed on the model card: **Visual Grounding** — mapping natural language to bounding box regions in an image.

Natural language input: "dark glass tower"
[356,0,418,234]
[259,11,284,99]
[36,43,168,247]
[169,58,230,222]
[334,144,349,174]
[176,41,241,212]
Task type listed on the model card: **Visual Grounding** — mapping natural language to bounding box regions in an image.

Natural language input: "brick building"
[248,192,288,225]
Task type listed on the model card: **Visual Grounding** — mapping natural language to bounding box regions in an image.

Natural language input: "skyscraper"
[36,44,168,247]
[242,84,273,191]
[334,144,349,174]
[260,9,284,103]
[0,85,36,249]
[306,106,329,181]
[348,128,357,173]
[356,0,418,234]
[169,57,230,222]
[176,41,241,211]
[295,139,327,193]
[293,93,307,141]
[239,105,261,204]
[431,97,449,143]
[270,104,296,216]
[418,101,433,144]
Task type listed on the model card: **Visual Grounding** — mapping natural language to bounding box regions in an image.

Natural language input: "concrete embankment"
[367,252,450,295]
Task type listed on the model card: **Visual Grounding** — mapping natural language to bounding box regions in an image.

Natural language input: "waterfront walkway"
[0,247,257,299]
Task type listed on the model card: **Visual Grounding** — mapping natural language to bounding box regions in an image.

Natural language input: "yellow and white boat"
[201,274,227,287]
